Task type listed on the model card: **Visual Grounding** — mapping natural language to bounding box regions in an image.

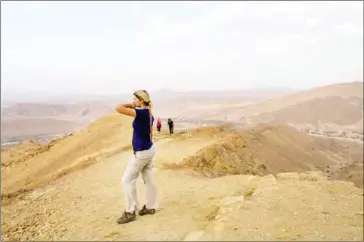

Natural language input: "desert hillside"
[244,123,363,173]
[2,116,362,202]
[151,88,293,118]
[1,102,113,118]
[2,113,188,203]
[164,123,362,178]
[1,87,290,120]
[253,96,362,124]
[1,112,363,241]
[0,88,289,143]
[2,82,361,147]
[1,118,84,142]
[238,81,363,117]
[198,82,363,132]
[1,114,133,198]
[1,102,114,142]
[330,162,364,188]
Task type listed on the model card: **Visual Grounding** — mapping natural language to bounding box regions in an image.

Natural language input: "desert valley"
[2,1,363,240]
[1,81,363,241]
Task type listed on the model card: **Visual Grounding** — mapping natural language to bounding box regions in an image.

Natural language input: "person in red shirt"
[156,118,162,133]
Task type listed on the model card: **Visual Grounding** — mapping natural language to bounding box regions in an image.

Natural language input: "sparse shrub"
[243,185,256,198]
[104,232,120,239]
[206,206,220,221]
[257,164,267,170]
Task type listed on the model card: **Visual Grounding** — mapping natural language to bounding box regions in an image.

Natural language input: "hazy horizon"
[1,1,363,101]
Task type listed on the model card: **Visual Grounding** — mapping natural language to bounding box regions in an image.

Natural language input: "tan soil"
[1,114,363,241]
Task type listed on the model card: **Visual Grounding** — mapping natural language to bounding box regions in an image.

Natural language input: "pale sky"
[1,1,363,99]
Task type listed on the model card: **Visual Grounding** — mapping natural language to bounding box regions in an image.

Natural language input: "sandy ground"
[1,80,363,240]
[1,129,363,241]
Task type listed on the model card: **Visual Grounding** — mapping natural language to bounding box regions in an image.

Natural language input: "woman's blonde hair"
[133,90,152,107]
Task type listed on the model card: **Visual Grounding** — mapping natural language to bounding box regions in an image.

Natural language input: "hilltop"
[2,115,362,203]
[164,123,362,178]
[1,126,362,240]
[1,104,363,240]
[1,114,133,201]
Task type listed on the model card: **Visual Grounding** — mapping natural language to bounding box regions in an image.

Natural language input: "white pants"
[121,145,158,213]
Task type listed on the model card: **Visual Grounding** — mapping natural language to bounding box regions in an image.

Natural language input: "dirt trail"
[2,133,363,241]
[1,136,219,240]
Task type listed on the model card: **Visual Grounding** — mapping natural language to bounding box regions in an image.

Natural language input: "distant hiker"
[115,90,158,224]
[156,118,162,133]
[167,118,174,134]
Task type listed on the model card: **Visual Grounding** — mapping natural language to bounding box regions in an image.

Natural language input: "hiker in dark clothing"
[167,118,174,134]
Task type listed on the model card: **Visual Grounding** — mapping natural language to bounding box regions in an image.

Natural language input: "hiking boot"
[117,211,136,224]
[138,205,156,216]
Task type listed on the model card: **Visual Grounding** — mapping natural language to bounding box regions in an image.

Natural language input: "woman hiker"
[115,90,158,224]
